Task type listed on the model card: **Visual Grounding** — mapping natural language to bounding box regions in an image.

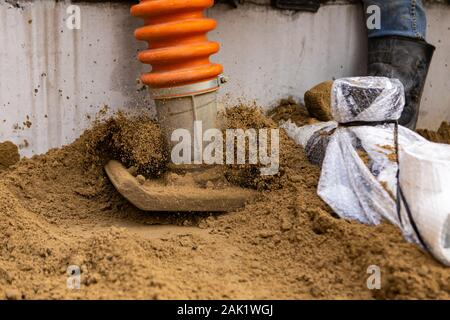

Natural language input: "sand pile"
[418,122,450,144]
[0,106,449,300]
[0,141,20,171]
[268,97,318,127]
[107,113,169,177]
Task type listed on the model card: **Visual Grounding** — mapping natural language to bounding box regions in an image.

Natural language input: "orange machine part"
[131,0,223,89]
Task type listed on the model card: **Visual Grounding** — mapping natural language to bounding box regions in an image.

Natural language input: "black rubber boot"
[368,36,435,130]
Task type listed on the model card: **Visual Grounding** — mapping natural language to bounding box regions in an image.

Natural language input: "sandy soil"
[0,106,449,300]
[0,141,20,171]
[417,122,450,144]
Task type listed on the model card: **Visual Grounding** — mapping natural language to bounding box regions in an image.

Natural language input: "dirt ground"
[0,105,449,300]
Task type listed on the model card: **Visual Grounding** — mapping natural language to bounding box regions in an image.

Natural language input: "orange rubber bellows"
[131,0,223,89]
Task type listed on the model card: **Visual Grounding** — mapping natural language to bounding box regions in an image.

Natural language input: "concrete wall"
[0,0,449,157]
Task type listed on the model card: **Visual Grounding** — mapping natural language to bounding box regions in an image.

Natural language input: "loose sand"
[0,105,449,300]
[417,122,450,144]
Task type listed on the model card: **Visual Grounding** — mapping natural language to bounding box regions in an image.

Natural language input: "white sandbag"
[281,120,336,148]
[282,76,450,266]
[318,124,426,231]
[400,142,450,266]
[317,77,408,226]
[281,120,337,165]
[331,77,404,123]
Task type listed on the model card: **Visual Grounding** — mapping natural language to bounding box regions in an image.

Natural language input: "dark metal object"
[215,0,242,8]
[272,0,320,12]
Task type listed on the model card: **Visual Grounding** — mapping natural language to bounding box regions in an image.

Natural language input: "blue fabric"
[363,0,427,39]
